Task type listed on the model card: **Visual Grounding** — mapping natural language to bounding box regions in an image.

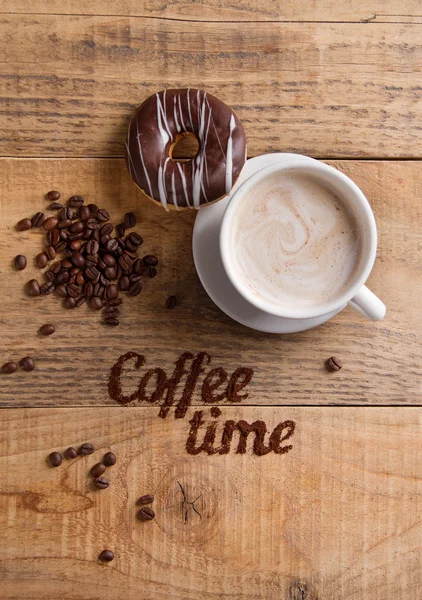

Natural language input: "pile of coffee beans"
[2,356,35,374]
[17,191,159,327]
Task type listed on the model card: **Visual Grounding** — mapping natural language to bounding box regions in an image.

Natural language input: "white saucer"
[192,153,342,333]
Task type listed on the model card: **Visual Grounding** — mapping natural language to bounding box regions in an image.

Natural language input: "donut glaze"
[125,89,247,210]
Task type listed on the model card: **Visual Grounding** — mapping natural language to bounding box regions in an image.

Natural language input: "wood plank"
[0,406,420,600]
[0,0,421,23]
[0,158,420,407]
[1,16,422,158]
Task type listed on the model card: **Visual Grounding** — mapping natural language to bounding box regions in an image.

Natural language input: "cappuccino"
[229,172,361,310]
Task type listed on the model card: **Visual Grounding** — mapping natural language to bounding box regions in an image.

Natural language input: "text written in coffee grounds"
[108,351,296,456]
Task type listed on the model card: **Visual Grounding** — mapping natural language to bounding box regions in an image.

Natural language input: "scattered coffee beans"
[64,447,78,459]
[137,494,154,505]
[16,218,32,231]
[90,462,106,478]
[137,507,155,521]
[103,452,116,466]
[39,323,55,336]
[99,550,114,562]
[19,356,35,371]
[326,356,343,372]
[1,361,18,374]
[49,451,62,467]
[43,216,59,231]
[124,212,136,228]
[94,477,110,489]
[14,255,27,270]
[26,279,41,296]
[36,253,48,268]
[79,442,95,455]
[46,190,61,201]
[165,295,177,310]
[31,212,45,228]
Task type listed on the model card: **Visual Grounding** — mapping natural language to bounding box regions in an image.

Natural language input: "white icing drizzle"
[187,88,194,131]
[135,119,153,197]
[158,157,170,211]
[206,96,225,156]
[178,94,186,131]
[173,95,181,133]
[177,163,190,208]
[225,114,236,193]
[156,91,171,145]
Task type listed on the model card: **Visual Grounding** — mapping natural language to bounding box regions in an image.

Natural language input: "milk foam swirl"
[231,173,361,308]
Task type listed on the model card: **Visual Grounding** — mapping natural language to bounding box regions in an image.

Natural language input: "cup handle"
[347,285,386,321]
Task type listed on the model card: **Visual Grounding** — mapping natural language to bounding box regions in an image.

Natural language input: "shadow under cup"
[220,162,377,320]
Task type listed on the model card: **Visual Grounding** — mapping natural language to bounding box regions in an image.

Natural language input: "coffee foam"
[230,172,361,309]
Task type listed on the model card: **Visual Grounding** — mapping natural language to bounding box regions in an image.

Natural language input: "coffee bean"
[119,254,133,272]
[93,230,100,244]
[137,507,155,521]
[31,212,45,228]
[49,451,62,467]
[55,240,66,253]
[48,201,63,210]
[70,221,84,234]
[46,229,60,246]
[16,218,32,231]
[56,270,70,284]
[116,265,123,278]
[58,206,74,221]
[124,212,136,228]
[40,323,55,336]
[88,203,99,216]
[36,253,48,268]
[26,279,40,296]
[143,255,158,266]
[84,240,98,256]
[76,272,85,286]
[118,276,130,291]
[97,258,106,271]
[19,356,35,371]
[57,218,72,230]
[103,452,116,466]
[86,218,101,230]
[66,284,81,298]
[1,361,18,374]
[94,477,109,489]
[44,271,55,282]
[133,258,145,275]
[85,266,99,280]
[104,318,119,326]
[46,190,61,201]
[45,245,56,260]
[93,283,105,298]
[130,273,143,283]
[62,258,73,267]
[99,550,114,562]
[99,274,109,288]
[165,295,177,310]
[103,254,116,267]
[104,307,120,318]
[79,443,94,455]
[79,205,91,220]
[84,282,94,297]
[128,281,142,296]
[90,296,103,310]
[105,238,118,253]
[100,234,111,246]
[104,267,117,280]
[116,223,126,238]
[91,462,106,478]
[106,284,119,300]
[326,356,342,372]
[40,281,55,295]
[75,295,87,307]
[97,209,110,222]
[43,216,59,231]
[124,239,138,253]
[108,298,122,307]
[85,254,99,266]
[71,253,85,268]
[137,494,154,505]
[101,223,113,236]
[55,284,68,298]
[69,195,84,208]
[50,261,62,274]
[70,239,82,251]
[146,266,157,278]
[127,232,143,246]
[83,228,92,240]
[64,447,77,459]
[14,255,27,270]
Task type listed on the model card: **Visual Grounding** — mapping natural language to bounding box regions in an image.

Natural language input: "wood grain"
[0,406,420,600]
[1,0,421,23]
[1,16,422,158]
[0,158,420,407]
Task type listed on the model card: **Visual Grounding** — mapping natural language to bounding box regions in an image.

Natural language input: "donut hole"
[169,132,200,162]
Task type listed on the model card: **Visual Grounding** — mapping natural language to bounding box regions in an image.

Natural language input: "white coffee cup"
[220,158,386,321]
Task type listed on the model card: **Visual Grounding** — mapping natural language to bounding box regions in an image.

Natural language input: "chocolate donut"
[125,89,247,210]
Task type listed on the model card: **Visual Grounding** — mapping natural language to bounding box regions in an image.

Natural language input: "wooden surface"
[1,16,422,158]
[1,407,421,600]
[1,158,421,407]
[1,1,422,598]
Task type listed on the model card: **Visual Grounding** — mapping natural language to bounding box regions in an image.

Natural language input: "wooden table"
[0,2,421,599]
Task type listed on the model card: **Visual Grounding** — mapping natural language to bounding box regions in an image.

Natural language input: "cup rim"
[219,159,378,320]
